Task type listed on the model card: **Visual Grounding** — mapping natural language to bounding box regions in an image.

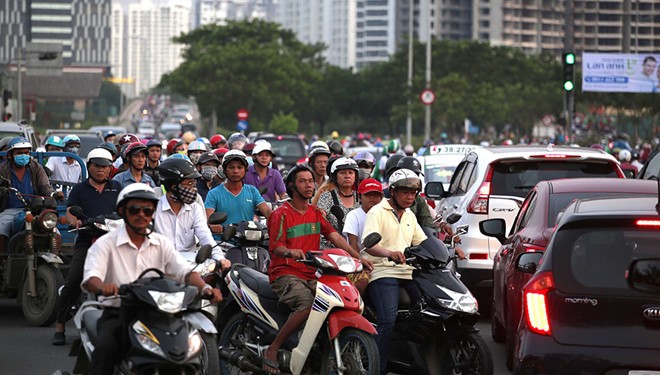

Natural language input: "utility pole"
[564,0,574,144]
[424,0,432,142]
[405,0,414,146]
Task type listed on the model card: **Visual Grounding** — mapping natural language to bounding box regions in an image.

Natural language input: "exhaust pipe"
[218,347,268,374]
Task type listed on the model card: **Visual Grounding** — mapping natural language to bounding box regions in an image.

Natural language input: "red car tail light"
[522,244,545,252]
[636,219,660,227]
[467,166,493,214]
[523,271,554,336]
[469,253,488,260]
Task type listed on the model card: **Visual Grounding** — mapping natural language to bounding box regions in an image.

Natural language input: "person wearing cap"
[204,150,272,229]
[103,131,117,144]
[52,148,122,346]
[144,139,163,186]
[45,134,83,185]
[195,151,222,201]
[244,140,287,204]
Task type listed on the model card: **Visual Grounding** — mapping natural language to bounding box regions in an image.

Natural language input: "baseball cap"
[358,178,383,195]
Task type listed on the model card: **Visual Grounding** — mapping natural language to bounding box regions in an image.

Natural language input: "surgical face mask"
[14,154,31,167]
[201,166,218,180]
[358,168,372,181]
[189,153,201,165]
[65,146,80,155]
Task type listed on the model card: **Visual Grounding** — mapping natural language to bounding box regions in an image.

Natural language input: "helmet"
[388,169,422,192]
[309,140,329,151]
[213,147,229,158]
[181,131,197,144]
[103,130,116,140]
[285,164,315,197]
[253,140,275,156]
[63,134,81,146]
[158,157,201,182]
[117,133,140,146]
[98,142,118,157]
[125,142,148,159]
[330,157,358,175]
[386,139,399,154]
[197,137,212,149]
[45,135,65,149]
[167,153,192,162]
[618,149,632,162]
[308,145,331,161]
[166,138,180,155]
[330,130,339,139]
[197,151,220,166]
[501,139,513,146]
[116,183,159,209]
[7,136,32,152]
[0,137,13,151]
[140,138,149,145]
[384,154,405,179]
[396,156,424,176]
[242,143,256,155]
[222,149,248,169]
[146,139,162,149]
[210,134,226,147]
[86,148,114,166]
[327,140,343,156]
[590,143,605,150]
[403,144,414,156]
[188,140,208,152]
[353,151,376,168]
[227,133,248,149]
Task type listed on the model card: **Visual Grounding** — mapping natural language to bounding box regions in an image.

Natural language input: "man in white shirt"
[154,157,230,267]
[82,183,222,375]
[45,134,82,184]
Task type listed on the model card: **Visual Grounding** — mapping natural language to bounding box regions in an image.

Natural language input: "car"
[511,195,660,374]
[253,134,308,171]
[137,121,156,137]
[88,125,126,137]
[0,121,40,149]
[43,129,104,161]
[427,145,625,292]
[479,178,660,369]
[638,145,659,180]
[160,122,182,139]
[418,144,481,191]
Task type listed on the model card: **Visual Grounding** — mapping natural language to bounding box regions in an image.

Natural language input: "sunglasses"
[126,206,155,216]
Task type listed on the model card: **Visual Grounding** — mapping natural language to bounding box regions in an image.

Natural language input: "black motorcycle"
[221,219,270,274]
[365,228,494,375]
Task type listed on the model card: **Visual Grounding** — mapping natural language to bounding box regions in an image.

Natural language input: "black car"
[512,196,660,374]
[253,134,307,172]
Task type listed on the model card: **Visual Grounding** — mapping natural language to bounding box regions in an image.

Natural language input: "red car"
[479,178,658,370]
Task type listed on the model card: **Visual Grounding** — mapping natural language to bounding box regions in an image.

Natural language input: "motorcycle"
[221,219,271,274]
[364,215,493,375]
[0,183,64,326]
[217,233,383,375]
[70,250,219,375]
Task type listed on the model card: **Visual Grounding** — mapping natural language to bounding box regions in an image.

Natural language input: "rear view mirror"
[628,259,660,294]
[195,244,213,264]
[209,212,227,225]
[69,205,85,220]
[515,252,543,274]
[424,181,446,199]
[446,213,462,224]
[223,225,237,241]
[479,218,507,244]
[363,233,382,249]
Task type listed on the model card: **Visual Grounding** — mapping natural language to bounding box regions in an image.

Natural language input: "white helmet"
[222,149,248,169]
[618,149,631,162]
[116,183,159,209]
[86,148,114,166]
[330,157,358,175]
[188,140,208,152]
[388,168,422,191]
[253,140,275,156]
[308,140,329,151]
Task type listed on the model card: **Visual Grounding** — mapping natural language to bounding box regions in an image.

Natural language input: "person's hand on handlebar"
[100,283,119,297]
[388,250,407,265]
[284,249,306,260]
[219,259,231,271]
[51,191,65,201]
[455,246,467,260]
[209,224,223,234]
[201,286,223,304]
[360,257,374,272]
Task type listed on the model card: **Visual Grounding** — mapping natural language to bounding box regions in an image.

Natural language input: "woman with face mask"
[195,151,222,201]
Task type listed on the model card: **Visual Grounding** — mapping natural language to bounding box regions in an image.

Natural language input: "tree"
[269,112,299,134]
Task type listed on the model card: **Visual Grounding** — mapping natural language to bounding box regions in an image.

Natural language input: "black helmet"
[325,155,341,178]
[146,139,162,149]
[396,156,424,176]
[158,157,202,184]
[285,164,314,197]
[327,140,343,156]
[384,154,405,179]
[197,151,220,166]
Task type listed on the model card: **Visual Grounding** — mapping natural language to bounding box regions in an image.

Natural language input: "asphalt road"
[0,298,509,375]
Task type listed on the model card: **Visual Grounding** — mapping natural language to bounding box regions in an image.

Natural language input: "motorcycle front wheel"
[219,315,252,375]
[320,328,380,375]
[200,332,220,375]
[22,264,64,327]
[439,331,494,375]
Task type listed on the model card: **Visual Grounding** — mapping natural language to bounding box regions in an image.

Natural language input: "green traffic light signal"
[564,53,575,65]
[563,81,575,91]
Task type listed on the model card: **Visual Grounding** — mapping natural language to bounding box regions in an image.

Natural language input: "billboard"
[582,53,659,93]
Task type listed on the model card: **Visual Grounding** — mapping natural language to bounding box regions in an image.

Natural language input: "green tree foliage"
[269,111,299,134]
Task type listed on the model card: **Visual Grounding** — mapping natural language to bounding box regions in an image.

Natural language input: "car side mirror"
[515,252,543,274]
[208,212,227,225]
[223,225,237,241]
[363,233,382,249]
[424,181,446,199]
[479,218,507,244]
[195,244,213,264]
[628,259,660,294]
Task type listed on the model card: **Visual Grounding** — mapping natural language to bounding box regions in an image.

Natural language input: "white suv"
[427,145,624,291]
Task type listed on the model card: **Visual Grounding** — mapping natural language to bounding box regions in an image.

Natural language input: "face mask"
[217,166,226,180]
[189,153,201,165]
[177,150,187,155]
[358,168,372,181]
[201,166,218,180]
[14,154,30,167]
[65,146,80,155]
[172,185,197,205]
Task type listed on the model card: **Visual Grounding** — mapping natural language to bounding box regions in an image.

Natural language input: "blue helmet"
[167,153,192,162]
[7,136,32,152]
[45,135,66,149]
[98,142,118,157]
[63,134,81,145]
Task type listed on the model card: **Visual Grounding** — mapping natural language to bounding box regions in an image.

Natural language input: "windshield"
[258,138,305,158]
[548,192,657,226]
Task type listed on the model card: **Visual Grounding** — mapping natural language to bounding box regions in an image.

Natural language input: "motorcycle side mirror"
[223,225,237,241]
[363,233,382,249]
[69,205,86,220]
[446,213,462,225]
[44,166,53,177]
[628,259,660,294]
[208,212,227,225]
[330,205,345,222]
[195,244,213,264]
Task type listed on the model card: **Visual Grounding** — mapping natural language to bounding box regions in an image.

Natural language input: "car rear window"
[490,161,618,198]
[258,138,305,158]
[552,221,659,294]
[547,192,656,225]
[425,164,456,184]
[79,135,104,158]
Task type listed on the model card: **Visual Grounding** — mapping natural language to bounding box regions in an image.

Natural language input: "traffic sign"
[420,89,435,105]
[237,108,249,121]
[237,120,248,132]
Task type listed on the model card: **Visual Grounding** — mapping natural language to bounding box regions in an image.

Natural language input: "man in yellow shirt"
[361,168,427,375]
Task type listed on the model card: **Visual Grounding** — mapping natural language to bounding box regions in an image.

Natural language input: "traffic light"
[562,52,575,91]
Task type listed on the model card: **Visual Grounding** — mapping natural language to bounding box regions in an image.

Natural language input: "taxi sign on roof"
[425,144,479,156]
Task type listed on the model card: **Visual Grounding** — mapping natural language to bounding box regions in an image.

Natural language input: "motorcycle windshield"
[412,227,450,265]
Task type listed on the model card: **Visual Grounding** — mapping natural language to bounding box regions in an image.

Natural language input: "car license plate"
[629,371,660,375]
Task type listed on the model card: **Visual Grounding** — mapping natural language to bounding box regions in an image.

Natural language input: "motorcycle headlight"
[105,218,124,231]
[328,254,361,273]
[244,229,262,241]
[148,291,186,314]
[38,210,58,230]
[133,321,166,358]
[436,285,478,314]
[187,330,202,359]
[314,256,335,269]
[201,258,216,276]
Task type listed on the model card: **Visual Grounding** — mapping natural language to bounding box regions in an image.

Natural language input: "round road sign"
[420,89,435,105]
[237,108,249,121]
